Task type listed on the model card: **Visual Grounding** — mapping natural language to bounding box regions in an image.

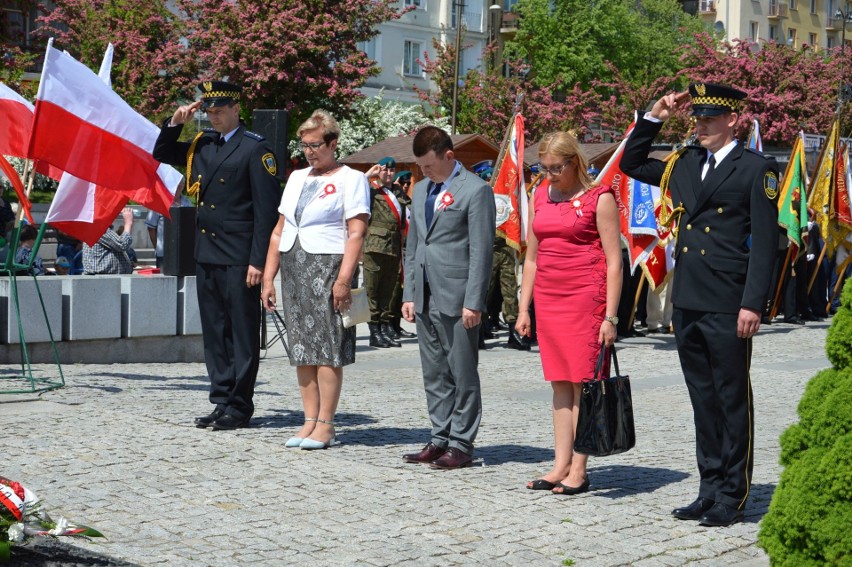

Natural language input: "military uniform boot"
[392,317,416,338]
[506,327,531,351]
[368,323,391,348]
[380,322,402,347]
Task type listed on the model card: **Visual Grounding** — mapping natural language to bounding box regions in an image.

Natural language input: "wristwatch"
[604,315,619,325]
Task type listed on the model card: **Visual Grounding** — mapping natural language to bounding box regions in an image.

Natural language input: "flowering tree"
[38,0,404,124]
[0,0,39,93]
[677,33,852,145]
[416,41,600,144]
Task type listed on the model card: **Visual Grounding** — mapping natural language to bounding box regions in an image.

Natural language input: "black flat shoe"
[552,479,589,495]
[194,408,225,428]
[699,502,743,527]
[526,479,557,491]
[672,497,715,520]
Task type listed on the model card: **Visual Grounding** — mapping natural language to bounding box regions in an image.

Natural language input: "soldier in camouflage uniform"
[364,157,411,348]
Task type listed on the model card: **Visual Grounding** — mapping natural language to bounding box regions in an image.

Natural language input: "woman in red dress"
[516,131,622,495]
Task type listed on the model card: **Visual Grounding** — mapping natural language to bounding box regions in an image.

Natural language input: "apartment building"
[694,0,852,49]
[359,0,514,103]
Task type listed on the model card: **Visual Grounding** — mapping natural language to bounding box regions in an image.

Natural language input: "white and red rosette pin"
[438,192,454,210]
[320,184,336,199]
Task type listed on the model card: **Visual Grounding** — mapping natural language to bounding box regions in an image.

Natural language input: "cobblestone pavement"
[1,318,831,566]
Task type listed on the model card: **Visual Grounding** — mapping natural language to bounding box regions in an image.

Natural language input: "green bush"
[759,278,852,565]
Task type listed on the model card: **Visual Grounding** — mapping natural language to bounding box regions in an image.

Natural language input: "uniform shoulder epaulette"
[202,127,217,134]
[244,130,265,141]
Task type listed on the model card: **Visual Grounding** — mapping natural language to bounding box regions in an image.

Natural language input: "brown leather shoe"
[430,447,473,470]
[403,442,446,464]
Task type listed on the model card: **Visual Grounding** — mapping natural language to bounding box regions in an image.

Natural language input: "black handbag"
[574,345,636,457]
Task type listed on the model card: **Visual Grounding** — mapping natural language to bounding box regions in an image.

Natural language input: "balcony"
[500,11,519,34]
[698,0,716,14]
[768,1,789,19]
[451,8,485,33]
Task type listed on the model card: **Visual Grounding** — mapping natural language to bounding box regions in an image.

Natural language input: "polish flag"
[0,83,34,158]
[29,44,181,219]
[0,155,34,224]
[45,44,132,245]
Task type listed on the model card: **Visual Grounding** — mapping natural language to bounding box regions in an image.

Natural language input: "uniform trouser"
[646,280,673,329]
[196,262,261,420]
[487,245,519,323]
[672,308,754,510]
[415,284,482,454]
[364,252,400,324]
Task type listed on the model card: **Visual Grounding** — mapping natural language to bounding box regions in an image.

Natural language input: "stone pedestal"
[121,275,178,337]
[0,277,63,344]
[62,276,122,341]
[178,276,202,335]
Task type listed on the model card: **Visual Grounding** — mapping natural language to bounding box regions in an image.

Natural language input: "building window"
[810,0,817,13]
[809,32,818,48]
[769,25,778,41]
[503,0,518,9]
[358,38,378,63]
[789,0,797,9]
[788,28,797,47]
[403,40,422,77]
[749,21,759,41]
[403,0,422,7]
[1,7,27,46]
[828,35,835,48]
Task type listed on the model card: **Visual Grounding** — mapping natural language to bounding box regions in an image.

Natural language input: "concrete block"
[121,275,177,338]
[62,276,122,341]
[178,276,202,335]
[0,276,63,344]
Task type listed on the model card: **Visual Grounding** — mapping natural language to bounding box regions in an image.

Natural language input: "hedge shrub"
[758,278,852,566]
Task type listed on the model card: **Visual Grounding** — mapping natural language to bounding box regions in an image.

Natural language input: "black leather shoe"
[195,408,225,428]
[211,413,250,431]
[368,323,391,348]
[403,442,446,464]
[672,497,715,520]
[783,316,805,325]
[380,323,402,347]
[506,328,531,351]
[394,325,416,338]
[699,502,744,527]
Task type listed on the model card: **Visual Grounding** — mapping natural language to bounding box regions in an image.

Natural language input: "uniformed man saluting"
[153,81,282,431]
[620,83,779,527]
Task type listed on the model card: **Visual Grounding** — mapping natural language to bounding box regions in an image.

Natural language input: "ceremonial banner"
[45,44,130,245]
[639,184,674,291]
[777,133,809,257]
[29,45,180,216]
[835,143,851,230]
[492,113,528,250]
[808,120,842,255]
[597,119,656,273]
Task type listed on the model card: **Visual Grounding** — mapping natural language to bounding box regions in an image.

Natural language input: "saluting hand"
[170,100,202,127]
[649,91,691,122]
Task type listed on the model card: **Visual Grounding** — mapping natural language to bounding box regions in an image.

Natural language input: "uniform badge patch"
[262,153,277,176]
[764,172,778,199]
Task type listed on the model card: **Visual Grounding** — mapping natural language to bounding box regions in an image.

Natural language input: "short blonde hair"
[297,109,340,144]
[538,131,593,189]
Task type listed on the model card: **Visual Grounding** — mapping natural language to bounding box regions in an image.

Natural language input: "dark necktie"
[703,154,715,181]
[216,136,225,152]
[425,182,442,227]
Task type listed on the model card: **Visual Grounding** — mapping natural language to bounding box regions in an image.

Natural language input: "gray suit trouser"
[415,285,482,454]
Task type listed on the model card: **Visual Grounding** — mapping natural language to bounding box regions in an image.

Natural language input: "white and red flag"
[492,113,529,250]
[0,83,35,159]
[45,44,131,244]
[29,44,181,222]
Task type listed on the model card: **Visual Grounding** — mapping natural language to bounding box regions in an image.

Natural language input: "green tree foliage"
[758,278,852,565]
[507,0,707,91]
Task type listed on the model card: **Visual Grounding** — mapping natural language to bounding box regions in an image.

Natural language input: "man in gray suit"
[401,126,496,469]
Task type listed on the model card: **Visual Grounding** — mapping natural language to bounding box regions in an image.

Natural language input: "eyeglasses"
[299,141,326,151]
[537,159,573,176]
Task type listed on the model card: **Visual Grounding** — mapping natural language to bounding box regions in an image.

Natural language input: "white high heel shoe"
[285,417,317,448]
[300,418,337,450]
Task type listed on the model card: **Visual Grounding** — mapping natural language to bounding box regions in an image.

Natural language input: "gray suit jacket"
[403,165,496,316]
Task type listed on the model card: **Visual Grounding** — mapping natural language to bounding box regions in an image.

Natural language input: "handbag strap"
[591,345,621,381]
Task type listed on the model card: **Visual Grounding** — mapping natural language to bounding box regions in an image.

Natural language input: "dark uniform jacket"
[364,182,410,257]
[620,117,779,314]
[153,124,281,267]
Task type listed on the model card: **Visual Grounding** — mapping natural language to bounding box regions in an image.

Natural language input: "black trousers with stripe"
[672,308,754,510]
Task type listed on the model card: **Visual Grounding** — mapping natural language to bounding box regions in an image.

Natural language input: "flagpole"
[768,246,793,321]
[490,92,524,190]
[627,274,645,332]
[13,159,35,227]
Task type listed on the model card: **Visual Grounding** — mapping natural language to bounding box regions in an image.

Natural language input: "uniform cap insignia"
[695,83,706,97]
[262,153,277,176]
[764,171,779,200]
[203,81,213,92]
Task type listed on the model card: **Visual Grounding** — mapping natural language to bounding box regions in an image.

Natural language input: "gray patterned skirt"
[280,236,355,367]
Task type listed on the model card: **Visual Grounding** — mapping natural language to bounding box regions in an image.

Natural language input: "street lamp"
[450,0,465,135]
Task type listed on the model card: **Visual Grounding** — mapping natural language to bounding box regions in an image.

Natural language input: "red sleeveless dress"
[532,183,612,382]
